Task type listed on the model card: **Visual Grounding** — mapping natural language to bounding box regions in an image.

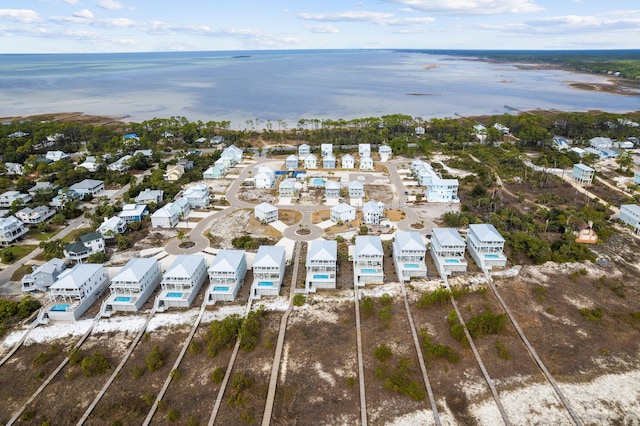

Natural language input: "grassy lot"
[26,227,60,242]
[61,227,93,243]
[10,264,33,281]
[0,245,38,265]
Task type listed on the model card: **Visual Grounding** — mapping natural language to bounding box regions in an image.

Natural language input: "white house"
[5,162,24,176]
[182,183,210,208]
[135,189,164,204]
[255,166,276,189]
[69,179,104,197]
[118,203,148,223]
[28,182,56,197]
[304,154,318,169]
[107,155,132,172]
[362,200,384,225]
[359,143,371,158]
[97,216,127,238]
[494,123,510,134]
[21,258,66,293]
[467,224,507,270]
[278,179,296,198]
[426,177,459,203]
[0,191,32,208]
[252,245,286,298]
[45,151,70,162]
[379,145,392,162]
[341,154,355,169]
[103,258,162,314]
[15,206,55,225]
[255,202,278,224]
[430,228,468,277]
[63,232,105,263]
[44,264,110,322]
[285,154,299,170]
[150,203,180,228]
[323,154,336,169]
[353,235,384,286]
[573,163,595,185]
[348,181,364,199]
[359,156,374,171]
[635,172,640,185]
[330,203,356,223]
[321,143,333,157]
[298,144,311,158]
[0,215,28,246]
[203,165,226,179]
[590,137,613,149]
[415,126,426,135]
[206,249,247,302]
[393,231,427,282]
[77,157,99,172]
[473,124,487,143]
[221,145,243,165]
[619,204,640,233]
[157,255,208,309]
[305,239,337,292]
[173,197,191,218]
[324,180,341,199]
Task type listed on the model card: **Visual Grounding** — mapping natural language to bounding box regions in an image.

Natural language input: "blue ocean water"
[0,49,638,125]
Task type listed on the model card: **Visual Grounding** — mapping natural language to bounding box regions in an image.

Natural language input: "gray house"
[325,180,341,199]
[573,163,595,185]
[348,181,364,199]
[21,258,66,293]
[619,204,640,233]
[157,255,208,310]
[285,155,299,170]
[103,258,162,313]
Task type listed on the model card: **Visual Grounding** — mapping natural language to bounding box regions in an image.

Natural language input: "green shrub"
[374,365,387,379]
[380,293,393,306]
[239,409,255,425]
[496,340,511,360]
[81,351,110,376]
[141,391,155,406]
[132,366,145,378]
[205,314,243,358]
[465,309,507,338]
[189,340,202,355]
[17,296,41,318]
[378,305,392,329]
[361,297,375,318]
[382,358,426,401]
[167,408,180,422]
[239,306,266,352]
[580,307,603,321]
[292,294,306,307]
[211,366,225,384]
[68,348,83,367]
[145,345,166,372]
[374,344,393,362]
[170,368,181,381]
[419,328,460,364]
[346,376,356,387]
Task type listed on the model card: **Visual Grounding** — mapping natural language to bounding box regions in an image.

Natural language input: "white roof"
[621,204,640,216]
[70,179,103,190]
[349,180,364,189]
[208,249,245,273]
[331,202,355,213]
[31,258,65,276]
[255,202,278,214]
[574,163,594,172]
[342,154,354,161]
[112,258,159,283]
[395,231,425,251]
[469,224,505,243]
[98,216,124,230]
[119,204,147,216]
[279,179,295,189]
[307,239,337,263]
[432,228,465,246]
[253,246,285,268]
[152,203,180,219]
[165,255,205,278]
[286,154,298,161]
[325,180,341,190]
[50,264,105,290]
[362,200,383,214]
[355,236,383,257]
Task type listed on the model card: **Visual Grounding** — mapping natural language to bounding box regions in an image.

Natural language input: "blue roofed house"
[285,154,299,170]
[102,258,162,314]
[21,258,66,293]
[305,239,337,292]
[359,156,374,171]
[353,236,384,286]
[393,231,427,282]
[69,179,104,197]
[573,163,595,185]
[341,154,355,169]
[118,203,148,223]
[467,224,507,270]
[362,200,384,225]
[298,144,311,158]
[348,181,364,200]
[156,255,208,310]
[330,203,356,223]
[255,202,278,224]
[63,232,105,263]
[206,249,247,302]
[279,179,296,198]
[619,204,640,233]
[323,154,336,169]
[430,228,468,277]
[43,263,110,322]
[324,180,341,199]
[252,245,286,298]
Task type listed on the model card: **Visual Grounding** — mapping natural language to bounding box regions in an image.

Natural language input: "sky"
[0,0,639,53]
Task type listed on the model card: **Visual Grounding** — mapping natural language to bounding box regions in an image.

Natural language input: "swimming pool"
[484,254,500,259]
[404,264,420,269]
[50,304,70,312]
[213,286,230,292]
[312,178,325,186]
[444,259,460,264]
[257,281,274,287]
[114,296,132,302]
[361,269,377,274]
[313,274,329,279]
[166,292,183,298]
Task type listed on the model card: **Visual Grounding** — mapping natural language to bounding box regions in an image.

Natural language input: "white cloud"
[97,0,125,10]
[73,9,94,19]
[298,11,395,23]
[64,0,82,4]
[384,0,544,15]
[306,24,340,34]
[0,9,42,24]
[525,14,640,32]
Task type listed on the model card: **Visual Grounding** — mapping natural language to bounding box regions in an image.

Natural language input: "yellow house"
[164,164,185,181]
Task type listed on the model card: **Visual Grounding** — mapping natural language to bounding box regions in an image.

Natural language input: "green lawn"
[61,227,93,243]
[0,245,38,265]
[26,227,60,242]
[11,264,34,281]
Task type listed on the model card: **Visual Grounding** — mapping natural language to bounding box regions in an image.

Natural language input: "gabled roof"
[469,224,505,243]
[307,239,337,263]
[286,154,298,161]
[253,246,285,268]
[80,232,104,242]
[165,255,205,278]
[355,236,383,257]
[50,264,104,290]
[348,180,364,189]
[362,200,383,214]
[621,204,640,216]
[395,231,425,251]
[209,249,245,273]
[255,202,277,214]
[325,180,341,190]
[342,154,354,161]
[331,202,355,214]
[152,203,180,219]
[279,179,295,189]
[112,258,159,283]
[31,258,66,276]
[432,228,465,246]
[574,163,594,172]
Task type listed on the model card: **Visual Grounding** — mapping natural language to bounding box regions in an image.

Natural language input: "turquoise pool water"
[51,304,70,312]
[404,264,419,269]
[114,296,132,302]
[213,286,230,292]
[484,254,500,259]
[313,274,329,279]
[361,268,377,274]
[166,292,183,298]
[312,178,324,186]
[258,281,273,287]
[445,259,460,264]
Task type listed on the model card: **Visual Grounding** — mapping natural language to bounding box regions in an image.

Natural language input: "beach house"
[21,258,66,293]
[362,200,384,225]
[573,164,595,185]
[341,154,355,169]
[305,239,337,292]
[203,165,226,179]
[221,145,243,166]
[28,182,57,197]
[359,156,374,171]
[393,231,427,282]
[15,206,55,225]
[494,123,510,134]
[379,145,392,162]
[619,204,640,233]
[107,155,131,172]
[163,164,185,181]
[285,154,299,170]
[255,166,276,188]
[323,154,336,169]
[415,126,426,135]
[97,216,127,239]
[430,228,468,277]
[298,144,311,158]
[118,203,148,223]
[77,156,99,172]
[0,191,32,208]
[348,181,365,199]
[304,154,318,169]
[353,236,384,286]
[255,202,278,224]
[103,258,162,314]
[0,215,28,246]
[473,124,487,142]
[359,143,371,158]
[321,143,333,157]
[45,151,70,162]
[44,263,110,321]
[467,224,507,269]
[325,180,341,199]
[426,177,460,203]
[151,202,182,228]
[278,179,296,198]
[252,245,286,298]
[69,179,104,197]
[5,162,24,176]
[50,189,80,209]
[156,255,208,309]
[206,249,247,302]
[63,232,105,263]
[135,189,164,204]
[182,183,210,208]
[330,203,356,223]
